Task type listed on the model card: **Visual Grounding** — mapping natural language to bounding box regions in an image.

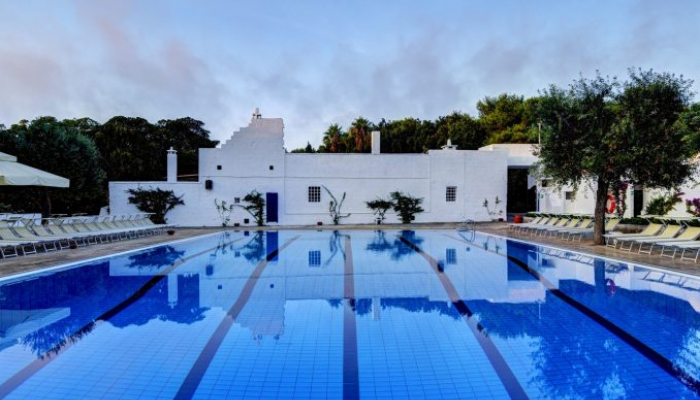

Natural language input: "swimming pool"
[0,229,699,399]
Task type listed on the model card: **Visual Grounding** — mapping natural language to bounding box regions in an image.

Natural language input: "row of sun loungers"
[509,213,620,242]
[0,214,171,259]
[511,213,700,262]
[604,217,700,261]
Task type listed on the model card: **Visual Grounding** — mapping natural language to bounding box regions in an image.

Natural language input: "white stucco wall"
[109,114,510,226]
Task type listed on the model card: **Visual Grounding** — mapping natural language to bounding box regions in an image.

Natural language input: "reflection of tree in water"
[326,297,461,320]
[242,232,266,263]
[324,230,346,266]
[208,231,266,264]
[365,230,394,253]
[3,262,207,358]
[127,246,185,270]
[365,230,424,260]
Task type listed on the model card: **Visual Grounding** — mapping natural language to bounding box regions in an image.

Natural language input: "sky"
[1,0,699,150]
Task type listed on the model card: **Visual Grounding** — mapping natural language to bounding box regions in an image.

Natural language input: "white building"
[109,110,536,227]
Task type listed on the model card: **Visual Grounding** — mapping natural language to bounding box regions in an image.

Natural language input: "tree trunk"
[593,179,609,245]
[41,188,52,219]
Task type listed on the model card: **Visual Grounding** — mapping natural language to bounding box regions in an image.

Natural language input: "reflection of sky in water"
[0,230,698,399]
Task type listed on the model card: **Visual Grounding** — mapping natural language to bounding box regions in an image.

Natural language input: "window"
[308,186,321,203]
[308,250,321,267]
[446,186,457,202]
[217,165,222,170]
[446,248,457,264]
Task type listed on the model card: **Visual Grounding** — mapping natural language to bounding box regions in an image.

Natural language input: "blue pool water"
[0,229,699,399]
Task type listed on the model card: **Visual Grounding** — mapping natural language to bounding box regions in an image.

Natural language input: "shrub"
[214,199,235,227]
[126,187,184,224]
[645,190,683,216]
[366,198,394,224]
[390,192,424,224]
[322,186,351,225]
[239,190,265,226]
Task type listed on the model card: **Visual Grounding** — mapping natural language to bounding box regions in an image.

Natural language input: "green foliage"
[214,199,235,227]
[0,117,106,216]
[535,69,695,244]
[477,94,540,144]
[322,186,351,225]
[390,192,424,224]
[677,103,700,154]
[644,190,684,216]
[126,187,184,224]
[483,197,504,220]
[290,142,317,153]
[366,198,394,224]
[91,116,218,181]
[238,190,265,226]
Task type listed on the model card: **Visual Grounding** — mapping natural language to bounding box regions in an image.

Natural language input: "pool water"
[0,229,699,399]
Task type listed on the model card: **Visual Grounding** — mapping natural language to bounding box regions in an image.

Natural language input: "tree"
[238,190,265,226]
[390,191,424,224]
[90,116,217,182]
[290,142,317,153]
[322,186,350,225]
[126,187,184,224]
[0,117,106,216]
[435,112,487,150]
[535,70,695,245]
[318,124,345,153]
[366,198,394,224]
[677,103,700,154]
[478,94,539,144]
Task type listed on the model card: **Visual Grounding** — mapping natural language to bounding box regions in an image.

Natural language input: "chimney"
[167,147,177,183]
[371,130,381,154]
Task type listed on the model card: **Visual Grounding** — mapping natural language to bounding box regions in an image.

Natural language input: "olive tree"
[535,70,695,245]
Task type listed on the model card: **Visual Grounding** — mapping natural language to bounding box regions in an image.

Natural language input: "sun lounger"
[604,222,664,248]
[637,225,700,256]
[615,223,682,252]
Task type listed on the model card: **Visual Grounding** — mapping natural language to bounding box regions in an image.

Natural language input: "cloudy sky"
[1,0,699,149]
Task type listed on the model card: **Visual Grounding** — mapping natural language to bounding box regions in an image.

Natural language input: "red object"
[513,215,523,223]
[606,194,617,214]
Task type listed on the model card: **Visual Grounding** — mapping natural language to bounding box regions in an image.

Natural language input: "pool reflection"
[0,229,699,399]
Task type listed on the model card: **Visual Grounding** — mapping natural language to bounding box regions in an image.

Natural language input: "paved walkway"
[2,222,700,279]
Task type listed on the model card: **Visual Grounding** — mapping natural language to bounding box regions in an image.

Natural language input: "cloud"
[0,0,698,151]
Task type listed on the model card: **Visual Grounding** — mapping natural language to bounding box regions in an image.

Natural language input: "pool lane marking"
[398,234,530,400]
[174,235,300,400]
[343,235,360,400]
[445,233,700,396]
[0,234,248,400]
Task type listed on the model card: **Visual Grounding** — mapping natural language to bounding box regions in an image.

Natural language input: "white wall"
[109,114,510,227]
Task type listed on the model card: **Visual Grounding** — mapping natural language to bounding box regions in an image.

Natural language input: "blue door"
[266,192,278,223]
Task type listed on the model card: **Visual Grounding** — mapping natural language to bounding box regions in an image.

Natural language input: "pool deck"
[2,222,700,279]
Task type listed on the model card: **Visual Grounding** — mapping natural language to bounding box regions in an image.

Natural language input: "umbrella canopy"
[0,152,70,188]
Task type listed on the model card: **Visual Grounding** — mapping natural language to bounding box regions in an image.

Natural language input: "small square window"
[269,165,274,170]
[446,186,457,202]
[308,250,321,267]
[217,165,222,170]
[234,197,241,204]
[446,248,457,264]
[308,186,321,203]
